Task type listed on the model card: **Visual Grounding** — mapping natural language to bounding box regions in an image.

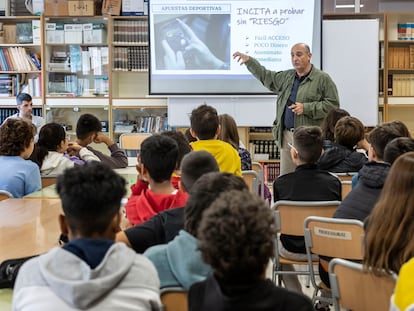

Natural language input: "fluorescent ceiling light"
[335,4,364,8]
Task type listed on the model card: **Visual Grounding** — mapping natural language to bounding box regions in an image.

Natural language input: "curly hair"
[198,190,276,283]
[0,118,35,156]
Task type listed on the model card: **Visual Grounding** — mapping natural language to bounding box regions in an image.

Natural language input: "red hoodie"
[125,180,188,225]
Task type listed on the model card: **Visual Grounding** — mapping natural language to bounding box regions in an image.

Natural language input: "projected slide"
[149,0,320,95]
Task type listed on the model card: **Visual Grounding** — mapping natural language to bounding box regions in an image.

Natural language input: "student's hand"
[162,39,186,69]
[233,51,250,65]
[176,19,226,69]
[67,142,83,152]
[93,132,113,146]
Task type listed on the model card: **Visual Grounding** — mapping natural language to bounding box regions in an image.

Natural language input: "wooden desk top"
[0,198,62,263]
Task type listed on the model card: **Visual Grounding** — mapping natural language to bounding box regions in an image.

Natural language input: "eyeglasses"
[288,142,298,154]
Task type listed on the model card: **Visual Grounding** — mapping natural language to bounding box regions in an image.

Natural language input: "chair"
[0,190,13,201]
[329,258,397,311]
[333,172,358,182]
[241,170,259,196]
[341,180,352,200]
[251,161,265,199]
[119,133,151,157]
[303,216,365,304]
[271,200,341,286]
[160,287,188,311]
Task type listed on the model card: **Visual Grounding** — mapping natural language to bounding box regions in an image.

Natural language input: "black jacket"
[318,143,367,173]
[334,161,390,221]
[189,274,313,311]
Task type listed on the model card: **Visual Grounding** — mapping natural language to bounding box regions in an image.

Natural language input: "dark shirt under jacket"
[124,207,184,254]
[189,274,313,311]
[273,163,341,253]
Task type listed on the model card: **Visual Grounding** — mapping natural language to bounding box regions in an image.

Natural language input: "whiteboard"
[168,96,277,127]
[322,19,379,126]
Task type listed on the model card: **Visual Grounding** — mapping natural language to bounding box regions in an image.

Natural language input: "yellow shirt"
[191,140,242,176]
[391,257,414,311]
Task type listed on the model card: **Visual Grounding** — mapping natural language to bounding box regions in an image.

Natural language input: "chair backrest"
[0,190,13,201]
[241,170,259,196]
[119,133,151,156]
[329,258,397,311]
[272,200,341,236]
[341,180,352,200]
[160,287,188,311]
[333,172,358,182]
[41,176,58,188]
[251,161,265,199]
[304,216,364,261]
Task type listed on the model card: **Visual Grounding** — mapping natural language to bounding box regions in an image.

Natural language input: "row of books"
[388,74,414,96]
[388,46,414,69]
[0,107,42,124]
[113,116,168,134]
[0,47,41,72]
[249,140,280,160]
[263,162,280,184]
[250,127,272,133]
[397,23,414,41]
[113,47,148,71]
[113,20,148,44]
[0,73,40,97]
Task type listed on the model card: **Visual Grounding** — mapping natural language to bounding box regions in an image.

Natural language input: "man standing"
[233,43,339,176]
[4,93,45,141]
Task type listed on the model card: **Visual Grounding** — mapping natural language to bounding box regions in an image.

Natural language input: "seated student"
[0,118,41,197]
[144,172,248,289]
[364,152,414,275]
[125,134,188,226]
[320,108,350,150]
[273,126,341,293]
[218,113,252,171]
[318,116,367,173]
[75,113,128,169]
[30,123,100,175]
[189,190,313,311]
[116,150,219,253]
[189,104,242,176]
[384,137,414,165]
[334,123,401,221]
[160,130,192,189]
[12,163,162,310]
[390,257,414,311]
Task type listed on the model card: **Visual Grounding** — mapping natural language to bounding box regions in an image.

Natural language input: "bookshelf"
[385,12,414,134]
[0,15,43,120]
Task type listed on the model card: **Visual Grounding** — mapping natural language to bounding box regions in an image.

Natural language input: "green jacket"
[246,57,340,147]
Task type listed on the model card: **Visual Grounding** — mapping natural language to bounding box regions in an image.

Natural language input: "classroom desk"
[25,169,138,199]
[0,198,62,263]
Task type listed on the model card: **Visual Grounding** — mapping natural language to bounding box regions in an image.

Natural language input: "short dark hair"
[293,126,323,163]
[184,172,248,236]
[76,114,102,140]
[184,128,197,143]
[140,134,178,183]
[368,124,401,160]
[30,123,66,168]
[16,93,32,105]
[198,190,276,283]
[56,163,126,236]
[0,118,35,156]
[190,104,219,140]
[161,130,192,170]
[180,151,219,191]
[384,137,414,165]
[384,120,411,138]
[334,116,365,149]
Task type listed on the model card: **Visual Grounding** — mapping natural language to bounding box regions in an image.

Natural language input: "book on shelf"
[16,23,33,44]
